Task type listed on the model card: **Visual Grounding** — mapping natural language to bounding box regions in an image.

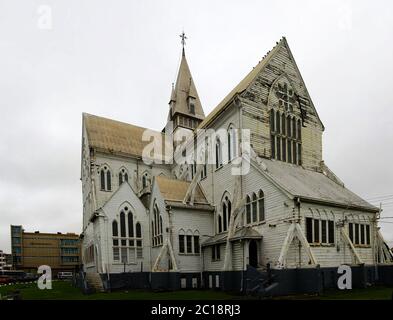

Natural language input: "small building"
[10,225,81,275]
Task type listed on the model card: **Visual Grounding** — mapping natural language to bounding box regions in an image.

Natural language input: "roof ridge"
[198,37,285,129]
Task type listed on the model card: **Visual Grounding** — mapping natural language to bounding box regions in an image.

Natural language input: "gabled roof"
[197,38,284,129]
[155,175,210,206]
[202,227,262,246]
[83,113,169,160]
[198,37,324,130]
[253,158,378,213]
[169,51,205,120]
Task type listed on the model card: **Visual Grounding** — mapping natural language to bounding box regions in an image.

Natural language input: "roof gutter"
[297,196,379,213]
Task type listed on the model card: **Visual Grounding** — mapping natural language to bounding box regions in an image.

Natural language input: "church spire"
[167,32,205,131]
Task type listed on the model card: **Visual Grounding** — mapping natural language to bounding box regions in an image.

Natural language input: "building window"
[188,97,196,114]
[112,206,143,263]
[119,168,128,186]
[186,233,193,253]
[212,245,221,261]
[245,190,265,225]
[152,202,163,247]
[349,223,371,246]
[222,195,231,232]
[306,217,335,245]
[179,230,185,253]
[215,138,223,169]
[269,103,302,165]
[100,166,112,191]
[246,195,251,224]
[142,172,150,189]
[179,229,200,255]
[227,125,237,161]
[194,233,200,254]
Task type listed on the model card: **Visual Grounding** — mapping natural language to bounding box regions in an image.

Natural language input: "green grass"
[0,281,236,300]
[1,281,392,300]
[274,286,393,300]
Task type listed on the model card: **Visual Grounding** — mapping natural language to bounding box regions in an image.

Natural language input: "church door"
[249,240,258,268]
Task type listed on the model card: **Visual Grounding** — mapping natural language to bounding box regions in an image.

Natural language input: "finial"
[179,31,187,55]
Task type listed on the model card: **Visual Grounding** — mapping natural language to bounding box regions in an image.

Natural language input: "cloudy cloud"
[1,0,392,251]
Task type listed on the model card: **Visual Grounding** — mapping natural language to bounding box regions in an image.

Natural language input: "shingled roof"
[155,175,210,205]
[84,113,170,160]
[255,158,379,213]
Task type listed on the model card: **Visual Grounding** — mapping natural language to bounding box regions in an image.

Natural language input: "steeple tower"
[167,33,205,134]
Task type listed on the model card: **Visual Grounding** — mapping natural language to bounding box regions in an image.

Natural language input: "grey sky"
[1,0,392,252]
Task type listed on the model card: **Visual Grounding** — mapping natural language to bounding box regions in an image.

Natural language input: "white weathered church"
[80,37,392,292]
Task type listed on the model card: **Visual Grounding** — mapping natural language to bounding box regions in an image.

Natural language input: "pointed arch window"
[222,195,231,232]
[227,125,237,161]
[128,212,134,238]
[270,110,302,165]
[112,206,143,263]
[100,165,112,191]
[245,190,265,224]
[215,138,223,169]
[152,202,163,247]
[119,168,129,186]
[258,190,265,222]
[246,195,252,224]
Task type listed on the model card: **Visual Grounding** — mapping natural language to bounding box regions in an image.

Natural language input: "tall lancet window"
[100,165,112,191]
[227,125,237,161]
[215,138,223,169]
[112,205,143,263]
[269,82,302,165]
[119,168,128,186]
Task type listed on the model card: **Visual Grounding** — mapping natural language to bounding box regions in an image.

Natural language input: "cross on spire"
[179,31,187,55]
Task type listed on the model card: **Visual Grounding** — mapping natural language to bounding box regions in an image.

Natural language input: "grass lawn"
[274,286,393,300]
[0,281,392,300]
[0,281,236,300]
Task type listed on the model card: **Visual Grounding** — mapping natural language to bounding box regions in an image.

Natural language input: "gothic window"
[100,165,112,191]
[152,202,163,247]
[227,125,237,161]
[112,205,143,263]
[201,137,208,179]
[178,229,185,253]
[252,193,257,222]
[258,190,265,222]
[142,172,150,189]
[128,212,134,238]
[246,195,251,224]
[245,190,265,224]
[186,230,193,253]
[269,82,302,165]
[215,138,223,169]
[218,215,222,233]
[222,195,231,232]
[194,231,200,254]
[119,168,129,186]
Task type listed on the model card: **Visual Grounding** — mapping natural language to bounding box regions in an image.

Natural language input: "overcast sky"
[0,0,392,252]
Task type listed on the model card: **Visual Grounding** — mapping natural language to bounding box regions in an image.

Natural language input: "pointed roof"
[198,37,324,130]
[155,175,208,204]
[169,51,205,120]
